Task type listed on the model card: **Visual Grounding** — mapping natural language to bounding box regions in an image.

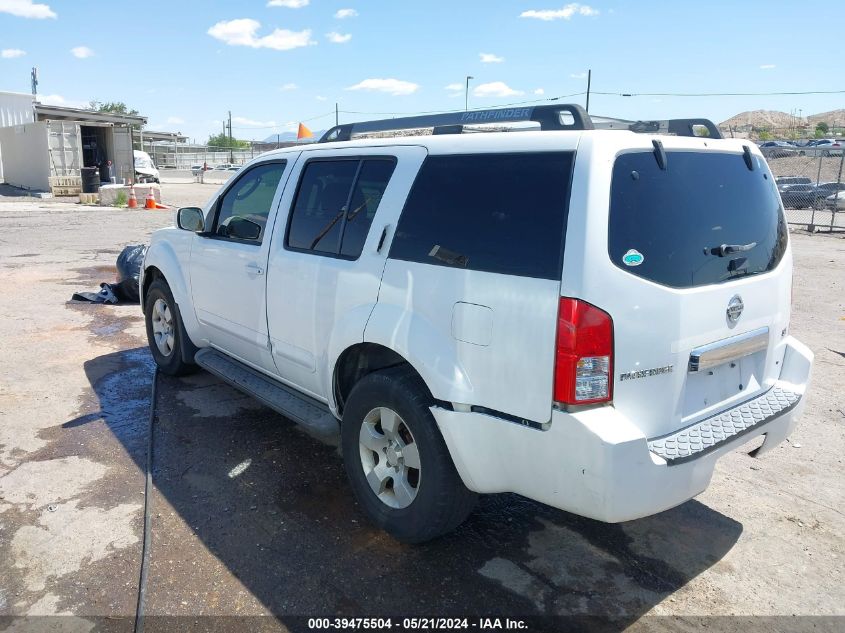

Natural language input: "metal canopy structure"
[134,130,188,143]
[319,104,722,142]
[34,103,147,127]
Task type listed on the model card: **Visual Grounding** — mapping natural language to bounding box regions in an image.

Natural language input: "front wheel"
[144,278,196,375]
[341,367,477,543]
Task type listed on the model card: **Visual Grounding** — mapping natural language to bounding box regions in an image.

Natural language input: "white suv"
[141,105,813,543]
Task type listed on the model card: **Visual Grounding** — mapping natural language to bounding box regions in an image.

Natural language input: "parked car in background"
[134,150,160,184]
[816,182,845,198]
[759,141,796,158]
[798,139,844,157]
[825,190,845,211]
[780,184,826,210]
[776,176,812,193]
[214,163,234,170]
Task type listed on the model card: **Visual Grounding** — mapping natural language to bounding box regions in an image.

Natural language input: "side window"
[286,158,396,258]
[340,160,396,258]
[389,153,574,279]
[214,161,286,243]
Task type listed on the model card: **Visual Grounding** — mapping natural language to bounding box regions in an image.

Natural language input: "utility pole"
[585,69,592,113]
[336,102,339,126]
[227,110,233,163]
[465,76,474,112]
[30,67,38,98]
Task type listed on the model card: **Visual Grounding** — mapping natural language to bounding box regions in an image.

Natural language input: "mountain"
[806,109,845,126]
[719,110,799,130]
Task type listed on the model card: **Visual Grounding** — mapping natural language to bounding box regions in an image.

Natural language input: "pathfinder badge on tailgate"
[619,365,674,382]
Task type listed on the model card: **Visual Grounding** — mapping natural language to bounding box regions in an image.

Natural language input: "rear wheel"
[144,278,196,376]
[341,367,477,543]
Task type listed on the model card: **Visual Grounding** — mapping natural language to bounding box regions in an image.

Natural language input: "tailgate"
[566,138,792,439]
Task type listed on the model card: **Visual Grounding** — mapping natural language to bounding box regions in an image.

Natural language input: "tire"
[813,197,825,211]
[341,367,477,543]
[144,278,197,376]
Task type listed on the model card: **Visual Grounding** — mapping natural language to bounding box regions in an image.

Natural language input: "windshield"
[135,154,154,169]
[609,150,788,289]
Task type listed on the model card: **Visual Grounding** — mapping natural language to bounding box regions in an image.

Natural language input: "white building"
[0,91,146,192]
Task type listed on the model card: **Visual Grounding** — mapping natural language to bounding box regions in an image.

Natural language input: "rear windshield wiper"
[705,242,757,257]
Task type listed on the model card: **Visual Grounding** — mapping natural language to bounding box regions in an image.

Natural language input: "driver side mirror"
[224,217,262,241]
[177,207,205,232]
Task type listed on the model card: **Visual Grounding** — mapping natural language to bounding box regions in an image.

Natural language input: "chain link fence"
[764,150,845,232]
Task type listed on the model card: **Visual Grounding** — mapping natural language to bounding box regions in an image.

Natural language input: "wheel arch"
[332,343,435,417]
[141,234,202,345]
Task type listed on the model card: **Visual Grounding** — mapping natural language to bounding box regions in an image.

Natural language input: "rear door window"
[286,158,396,257]
[608,151,787,288]
[389,152,574,279]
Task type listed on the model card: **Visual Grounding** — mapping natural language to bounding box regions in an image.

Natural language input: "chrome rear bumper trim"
[688,326,769,373]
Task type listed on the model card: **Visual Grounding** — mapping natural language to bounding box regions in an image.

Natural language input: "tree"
[207,133,250,149]
[87,100,140,116]
[757,129,773,141]
[815,121,829,137]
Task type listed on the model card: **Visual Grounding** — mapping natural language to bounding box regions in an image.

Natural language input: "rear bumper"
[432,336,813,523]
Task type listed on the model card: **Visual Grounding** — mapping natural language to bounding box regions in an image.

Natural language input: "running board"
[194,348,339,437]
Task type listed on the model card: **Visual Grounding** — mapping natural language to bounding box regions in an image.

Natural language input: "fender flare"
[362,303,474,407]
[141,235,203,346]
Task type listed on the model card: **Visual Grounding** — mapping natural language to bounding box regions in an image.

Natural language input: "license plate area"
[682,327,771,419]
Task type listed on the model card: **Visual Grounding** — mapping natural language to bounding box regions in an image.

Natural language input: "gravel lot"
[0,188,842,631]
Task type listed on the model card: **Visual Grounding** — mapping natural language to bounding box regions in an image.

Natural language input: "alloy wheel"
[358,407,421,509]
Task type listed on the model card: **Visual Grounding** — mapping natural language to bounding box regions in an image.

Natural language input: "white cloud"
[347,78,419,96]
[233,116,277,128]
[334,8,358,19]
[445,83,463,91]
[166,116,185,124]
[1,48,27,58]
[520,4,599,21]
[267,0,309,7]
[39,94,88,108]
[570,71,587,79]
[315,95,327,101]
[280,82,298,90]
[71,46,94,59]
[759,64,776,69]
[473,81,524,98]
[534,88,545,95]
[479,52,504,63]
[208,19,316,51]
[326,31,352,43]
[0,0,56,19]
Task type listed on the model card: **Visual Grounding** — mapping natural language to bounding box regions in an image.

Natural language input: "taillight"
[554,298,613,405]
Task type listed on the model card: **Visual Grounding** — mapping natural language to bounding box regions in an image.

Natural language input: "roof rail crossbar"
[318,104,594,142]
[592,116,723,139]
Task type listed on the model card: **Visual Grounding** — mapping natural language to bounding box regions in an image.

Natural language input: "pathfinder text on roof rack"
[319,103,722,142]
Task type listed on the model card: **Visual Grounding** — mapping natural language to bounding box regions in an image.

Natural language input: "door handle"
[245,263,264,275]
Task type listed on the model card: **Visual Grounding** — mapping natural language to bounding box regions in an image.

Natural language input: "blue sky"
[1,0,843,142]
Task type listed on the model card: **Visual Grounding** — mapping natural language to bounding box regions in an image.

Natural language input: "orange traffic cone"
[144,188,156,210]
[127,185,138,209]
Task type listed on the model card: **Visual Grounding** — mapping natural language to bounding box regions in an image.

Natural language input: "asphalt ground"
[0,189,842,632]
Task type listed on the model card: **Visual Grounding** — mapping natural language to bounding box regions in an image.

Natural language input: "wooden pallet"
[49,175,82,197]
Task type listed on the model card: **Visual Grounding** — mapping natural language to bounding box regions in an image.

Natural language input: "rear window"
[608,151,788,289]
[389,152,574,279]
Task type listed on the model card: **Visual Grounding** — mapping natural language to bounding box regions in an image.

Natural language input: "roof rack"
[318,104,722,142]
